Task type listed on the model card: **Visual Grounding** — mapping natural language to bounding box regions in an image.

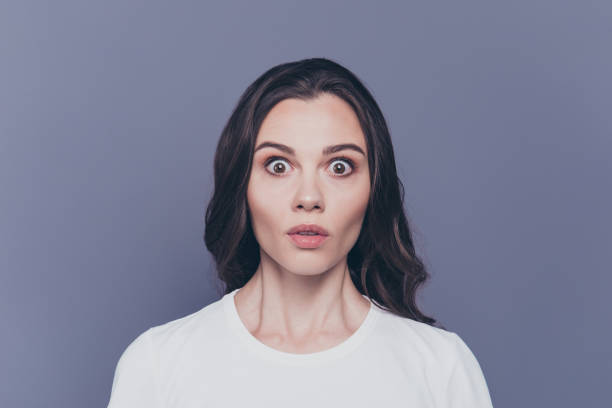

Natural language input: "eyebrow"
[254,142,366,156]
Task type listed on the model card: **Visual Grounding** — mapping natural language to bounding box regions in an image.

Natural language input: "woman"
[107,57,494,407]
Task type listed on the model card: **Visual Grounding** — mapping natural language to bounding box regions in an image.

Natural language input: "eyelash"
[263,155,356,178]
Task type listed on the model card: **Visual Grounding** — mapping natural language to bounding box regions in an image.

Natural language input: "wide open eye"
[263,156,356,177]
[264,157,292,176]
[328,158,355,177]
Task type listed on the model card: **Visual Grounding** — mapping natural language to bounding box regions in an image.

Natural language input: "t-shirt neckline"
[223,287,379,366]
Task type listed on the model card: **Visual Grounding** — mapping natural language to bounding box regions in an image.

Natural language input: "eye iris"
[273,162,285,173]
[333,162,346,174]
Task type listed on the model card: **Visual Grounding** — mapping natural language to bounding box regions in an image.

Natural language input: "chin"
[259,239,348,274]
[287,266,330,276]
[280,255,341,276]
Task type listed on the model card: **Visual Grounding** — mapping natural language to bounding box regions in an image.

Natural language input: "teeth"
[297,231,318,235]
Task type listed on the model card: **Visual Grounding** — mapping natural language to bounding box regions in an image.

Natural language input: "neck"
[233,254,370,353]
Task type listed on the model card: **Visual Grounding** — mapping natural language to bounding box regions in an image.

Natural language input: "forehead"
[256,93,366,151]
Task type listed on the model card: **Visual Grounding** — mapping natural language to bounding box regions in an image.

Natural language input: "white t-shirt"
[107,288,494,407]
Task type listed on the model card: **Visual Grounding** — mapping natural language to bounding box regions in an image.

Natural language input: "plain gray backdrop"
[1,1,610,407]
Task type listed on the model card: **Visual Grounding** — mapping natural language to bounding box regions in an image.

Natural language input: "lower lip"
[288,233,328,249]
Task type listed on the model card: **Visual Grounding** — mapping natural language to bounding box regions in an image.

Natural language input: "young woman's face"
[247,93,371,276]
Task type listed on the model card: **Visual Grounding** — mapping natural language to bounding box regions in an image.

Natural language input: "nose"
[292,174,324,212]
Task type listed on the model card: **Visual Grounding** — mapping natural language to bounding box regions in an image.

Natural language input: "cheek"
[337,179,370,213]
[330,180,370,235]
[246,176,282,236]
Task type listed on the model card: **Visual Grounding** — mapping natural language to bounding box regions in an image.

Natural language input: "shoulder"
[370,306,486,379]
[149,296,225,340]
[372,306,461,363]
[147,296,227,354]
[372,307,493,406]
[118,295,227,365]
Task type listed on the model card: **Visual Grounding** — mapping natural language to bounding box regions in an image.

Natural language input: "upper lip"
[287,224,329,236]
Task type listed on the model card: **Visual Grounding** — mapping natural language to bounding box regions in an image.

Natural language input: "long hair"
[204,57,442,328]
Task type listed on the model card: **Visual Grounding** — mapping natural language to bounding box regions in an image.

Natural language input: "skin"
[235,93,372,354]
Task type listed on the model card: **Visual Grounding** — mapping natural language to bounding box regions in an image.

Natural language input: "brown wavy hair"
[204,57,442,328]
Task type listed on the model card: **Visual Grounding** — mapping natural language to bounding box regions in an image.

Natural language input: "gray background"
[1,1,610,407]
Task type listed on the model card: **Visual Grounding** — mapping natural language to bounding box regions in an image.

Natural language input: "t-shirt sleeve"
[106,328,160,408]
[442,332,494,408]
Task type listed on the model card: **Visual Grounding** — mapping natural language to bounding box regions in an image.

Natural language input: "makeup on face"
[254,141,364,180]
[246,94,370,274]
[288,233,328,249]
[287,223,330,249]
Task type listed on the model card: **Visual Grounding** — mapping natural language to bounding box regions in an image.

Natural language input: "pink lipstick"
[287,224,329,249]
